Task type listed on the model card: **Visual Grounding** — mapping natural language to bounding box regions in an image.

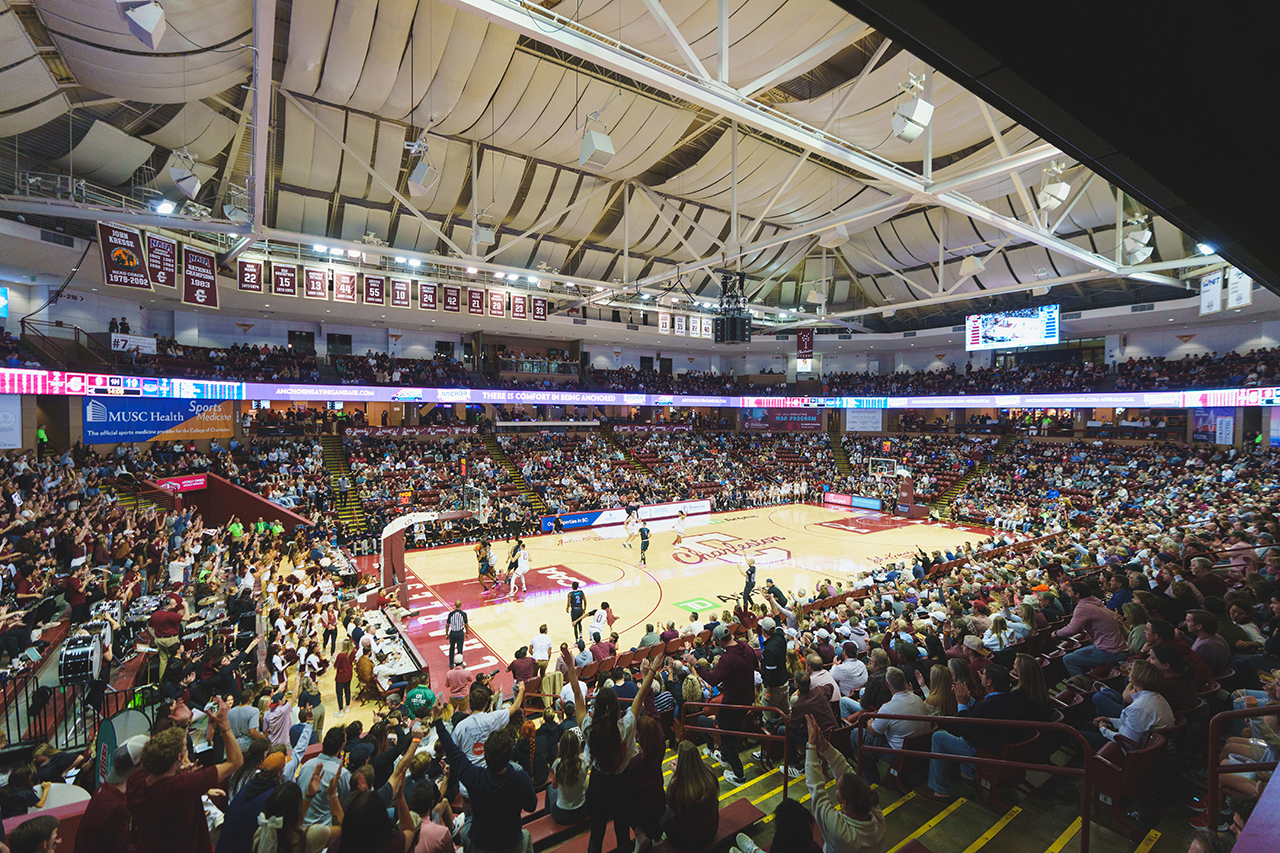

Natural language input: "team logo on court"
[671,532,789,566]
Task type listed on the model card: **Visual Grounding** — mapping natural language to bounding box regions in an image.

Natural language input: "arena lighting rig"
[714,271,751,344]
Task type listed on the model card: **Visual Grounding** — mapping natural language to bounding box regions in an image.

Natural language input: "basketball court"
[395,503,993,689]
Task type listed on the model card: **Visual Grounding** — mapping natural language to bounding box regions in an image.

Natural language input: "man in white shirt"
[682,611,704,637]
[530,625,554,676]
[452,681,526,799]
[849,667,930,784]
[830,644,869,718]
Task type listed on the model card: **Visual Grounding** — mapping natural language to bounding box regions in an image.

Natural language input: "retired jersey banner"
[303,267,328,300]
[531,296,547,321]
[512,293,527,320]
[145,233,177,287]
[701,319,713,339]
[82,397,234,443]
[390,278,411,309]
[658,312,670,334]
[689,316,701,338]
[420,282,438,311]
[182,245,219,308]
[674,314,686,336]
[488,289,505,317]
[442,285,461,313]
[363,275,385,306]
[272,263,298,296]
[333,271,357,303]
[237,259,264,293]
[97,223,152,290]
[468,288,485,316]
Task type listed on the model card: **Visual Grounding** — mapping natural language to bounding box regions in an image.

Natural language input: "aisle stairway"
[320,433,367,534]
[931,434,1018,513]
[601,429,654,475]
[482,434,548,516]
[830,434,852,477]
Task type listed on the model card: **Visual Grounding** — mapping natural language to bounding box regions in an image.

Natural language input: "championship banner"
[658,312,670,334]
[512,293,527,319]
[488,289,505,317]
[145,233,177,287]
[272,263,298,296]
[420,282,438,310]
[110,333,156,355]
[182,245,219,308]
[82,397,234,443]
[689,316,701,338]
[363,275,385,306]
[674,314,686,336]
[1200,270,1223,315]
[531,295,547,321]
[97,222,152,290]
[303,267,328,300]
[237,259,264,293]
[797,328,814,360]
[390,278,411,309]
[468,288,485,316]
[442,285,461,312]
[333,271,357,303]
[1227,267,1253,309]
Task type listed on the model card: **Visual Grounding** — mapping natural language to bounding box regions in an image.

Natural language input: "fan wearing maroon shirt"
[148,597,186,682]
[127,696,243,853]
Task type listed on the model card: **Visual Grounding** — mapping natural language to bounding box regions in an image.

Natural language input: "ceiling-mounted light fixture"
[329,247,344,256]
[890,73,934,142]
[1196,243,1216,256]
[116,0,166,50]
[394,257,407,264]
[222,204,249,224]
[167,149,201,200]
[313,244,327,252]
[152,199,175,215]
[408,259,420,267]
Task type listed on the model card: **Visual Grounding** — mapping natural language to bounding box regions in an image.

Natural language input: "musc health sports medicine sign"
[82,398,234,443]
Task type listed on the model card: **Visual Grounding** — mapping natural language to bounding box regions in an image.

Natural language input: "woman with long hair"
[631,715,668,850]
[1120,602,1150,655]
[546,729,588,825]
[564,647,665,853]
[662,741,719,851]
[919,664,957,717]
[253,769,342,853]
[333,638,355,719]
[982,615,1015,652]
[512,719,549,790]
[948,657,982,703]
[1012,653,1052,719]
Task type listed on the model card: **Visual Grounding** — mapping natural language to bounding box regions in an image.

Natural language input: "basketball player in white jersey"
[672,510,687,546]
[512,541,531,594]
[623,510,639,549]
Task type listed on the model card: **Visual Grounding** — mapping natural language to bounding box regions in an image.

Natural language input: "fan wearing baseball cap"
[75,734,149,853]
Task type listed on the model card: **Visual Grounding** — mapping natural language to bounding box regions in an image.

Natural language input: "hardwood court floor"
[399,504,993,690]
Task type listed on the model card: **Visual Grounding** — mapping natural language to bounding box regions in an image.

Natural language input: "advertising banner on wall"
[155,474,208,493]
[1192,406,1235,443]
[540,498,711,533]
[97,223,152,290]
[0,394,21,450]
[145,233,178,287]
[845,408,883,432]
[741,407,823,431]
[82,397,234,443]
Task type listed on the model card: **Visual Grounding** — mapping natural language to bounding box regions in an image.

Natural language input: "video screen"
[965,304,1060,351]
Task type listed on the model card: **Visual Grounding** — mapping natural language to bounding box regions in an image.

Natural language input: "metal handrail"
[1204,704,1279,827]
[680,701,793,800]
[849,711,1098,853]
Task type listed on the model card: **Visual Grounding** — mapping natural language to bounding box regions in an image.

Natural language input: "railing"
[850,712,1098,853]
[680,701,793,801]
[20,318,113,367]
[1,669,154,750]
[1203,705,1279,828]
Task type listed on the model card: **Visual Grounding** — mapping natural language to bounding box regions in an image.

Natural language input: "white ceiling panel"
[281,0,337,95]
[0,93,68,138]
[143,102,238,162]
[337,112,376,198]
[506,163,557,231]
[314,0,379,106]
[347,0,419,112]
[0,58,58,113]
[378,1,456,120]
[279,98,346,193]
[366,121,407,205]
[52,120,154,186]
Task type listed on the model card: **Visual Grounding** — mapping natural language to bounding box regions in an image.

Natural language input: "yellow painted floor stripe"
[1045,818,1082,853]
[960,806,1022,853]
[1134,830,1161,853]
[883,791,916,815]
[886,798,966,853]
[721,767,780,800]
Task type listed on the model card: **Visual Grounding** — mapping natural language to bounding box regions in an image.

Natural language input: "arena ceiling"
[0,0,1249,335]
